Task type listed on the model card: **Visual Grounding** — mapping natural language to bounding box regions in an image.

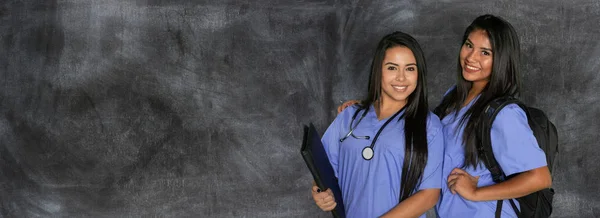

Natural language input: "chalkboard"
[1,0,598,217]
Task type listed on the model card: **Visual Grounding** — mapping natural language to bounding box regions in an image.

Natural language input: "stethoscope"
[339,106,405,160]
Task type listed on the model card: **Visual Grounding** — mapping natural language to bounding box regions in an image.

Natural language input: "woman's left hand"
[447,168,480,201]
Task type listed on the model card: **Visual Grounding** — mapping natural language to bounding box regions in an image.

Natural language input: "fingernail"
[316,188,321,193]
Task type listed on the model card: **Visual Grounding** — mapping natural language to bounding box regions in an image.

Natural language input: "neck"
[470,81,488,95]
[463,81,487,107]
[375,98,406,120]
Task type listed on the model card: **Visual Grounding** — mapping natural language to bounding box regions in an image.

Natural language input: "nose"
[395,70,406,81]
[466,49,477,63]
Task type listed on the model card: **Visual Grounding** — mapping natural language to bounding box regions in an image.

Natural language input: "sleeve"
[490,104,548,176]
[320,108,351,178]
[417,114,444,190]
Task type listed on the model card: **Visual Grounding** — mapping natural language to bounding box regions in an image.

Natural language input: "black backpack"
[479,96,558,218]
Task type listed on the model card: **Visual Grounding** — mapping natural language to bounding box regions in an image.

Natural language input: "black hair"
[362,31,429,201]
[434,14,521,168]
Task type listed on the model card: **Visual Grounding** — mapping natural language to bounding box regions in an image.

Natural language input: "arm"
[448,104,552,201]
[309,108,351,210]
[380,189,440,218]
[473,166,551,201]
[381,115,444,217]
[448,166,551,201]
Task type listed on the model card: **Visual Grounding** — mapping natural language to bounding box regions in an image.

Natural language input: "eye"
[482,51,491,56]
[406,66,416,71]
[387,66,397,70]
[464,42,472,48]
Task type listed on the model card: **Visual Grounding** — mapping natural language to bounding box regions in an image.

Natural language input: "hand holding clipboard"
[301,123,346,218]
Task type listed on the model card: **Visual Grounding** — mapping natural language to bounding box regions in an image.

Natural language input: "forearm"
[473,166,551,201]
[380,189,439,218]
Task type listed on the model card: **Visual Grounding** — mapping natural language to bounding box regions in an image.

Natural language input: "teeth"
[392,86,407,91]
[466,65,479,70]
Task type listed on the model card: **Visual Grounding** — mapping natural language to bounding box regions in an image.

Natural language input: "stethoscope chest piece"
[362,147,374,160]
[343,106,405,161]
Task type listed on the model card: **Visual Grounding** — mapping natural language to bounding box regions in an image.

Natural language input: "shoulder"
[425,111,443,141]
[435,85,458,115]
[336,104,362,121]
[493,103,528,124]
[426,111,442,130]
[490,103,533,138]
[443,85,457,97]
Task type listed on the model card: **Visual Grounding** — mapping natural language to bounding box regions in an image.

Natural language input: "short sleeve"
[490,104,548,176]
[417,113,444,190]
[320,108,354,178]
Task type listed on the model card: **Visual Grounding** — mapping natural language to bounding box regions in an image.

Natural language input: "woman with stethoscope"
[337,15,553,218]
[311,31,444,218]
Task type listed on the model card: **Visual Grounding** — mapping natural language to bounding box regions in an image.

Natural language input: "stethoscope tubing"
[340,105,405,160]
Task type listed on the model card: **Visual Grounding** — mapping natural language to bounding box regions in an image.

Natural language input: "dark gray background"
[1,0,598,217]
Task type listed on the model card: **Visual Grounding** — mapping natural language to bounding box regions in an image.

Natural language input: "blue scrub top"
[435,92,547,218]
[322,105,444,218]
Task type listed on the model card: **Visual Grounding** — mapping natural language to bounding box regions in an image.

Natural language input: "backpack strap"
[480,96,518,183]
[480,96,527,218]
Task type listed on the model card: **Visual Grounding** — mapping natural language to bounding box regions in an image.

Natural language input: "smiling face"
[380,46,418,107]
[460,29,493,90]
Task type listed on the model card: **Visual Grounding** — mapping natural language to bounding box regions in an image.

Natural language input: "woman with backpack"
[338,15,553,217]
[432,14,552,218]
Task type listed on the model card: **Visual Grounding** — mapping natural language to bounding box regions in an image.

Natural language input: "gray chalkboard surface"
[1,1,598,217]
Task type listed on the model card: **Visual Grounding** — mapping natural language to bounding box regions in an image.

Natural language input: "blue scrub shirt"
[321,105,444,218]
[435,94,548,218]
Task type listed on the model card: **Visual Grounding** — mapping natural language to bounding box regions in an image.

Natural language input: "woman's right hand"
[311,185,337,212]
[337,100,360,114]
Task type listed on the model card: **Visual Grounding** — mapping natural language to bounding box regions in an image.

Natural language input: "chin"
[462,71,478,82]
[393,97,409,103]
[390,94,411,103]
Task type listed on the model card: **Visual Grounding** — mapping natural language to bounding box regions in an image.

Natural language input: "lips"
[392,85,408,92]
[464,63,480,73]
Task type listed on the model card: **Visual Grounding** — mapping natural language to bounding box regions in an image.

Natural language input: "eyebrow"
[466,39,493,52]
[385,62,417,67]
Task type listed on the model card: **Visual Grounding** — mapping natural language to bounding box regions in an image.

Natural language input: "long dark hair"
[434,14,521,169]
[361,31,429,202]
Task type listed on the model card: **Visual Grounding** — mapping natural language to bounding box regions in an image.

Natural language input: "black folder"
[300,123,346,218]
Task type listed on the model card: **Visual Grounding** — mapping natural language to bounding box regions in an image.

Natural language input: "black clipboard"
[300,123,346,218]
